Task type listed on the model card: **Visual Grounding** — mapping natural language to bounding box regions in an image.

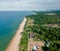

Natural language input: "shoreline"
[5,17,27,51]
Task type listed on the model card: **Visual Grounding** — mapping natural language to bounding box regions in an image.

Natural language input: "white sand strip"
[5,17,27,51]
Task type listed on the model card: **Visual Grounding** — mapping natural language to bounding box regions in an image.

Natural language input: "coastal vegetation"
[19,18,28,51]
[19,10,60,51]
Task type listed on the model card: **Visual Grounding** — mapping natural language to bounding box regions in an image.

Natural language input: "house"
[28,32,35,39]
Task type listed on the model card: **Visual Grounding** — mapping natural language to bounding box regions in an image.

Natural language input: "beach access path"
[5,17,27,51]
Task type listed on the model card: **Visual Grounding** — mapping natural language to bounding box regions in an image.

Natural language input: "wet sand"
[5,17,27,51]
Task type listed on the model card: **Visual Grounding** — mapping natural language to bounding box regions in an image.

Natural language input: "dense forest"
[26,10,60,51]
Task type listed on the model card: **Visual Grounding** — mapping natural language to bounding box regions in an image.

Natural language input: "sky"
[0,0,60,11]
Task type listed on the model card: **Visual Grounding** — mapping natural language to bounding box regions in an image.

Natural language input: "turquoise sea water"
[0,11,33,51]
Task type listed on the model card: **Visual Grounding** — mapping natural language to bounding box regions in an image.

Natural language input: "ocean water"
[0,11,33,51]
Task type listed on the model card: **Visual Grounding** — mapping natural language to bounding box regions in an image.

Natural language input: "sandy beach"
[5,17,27,51]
